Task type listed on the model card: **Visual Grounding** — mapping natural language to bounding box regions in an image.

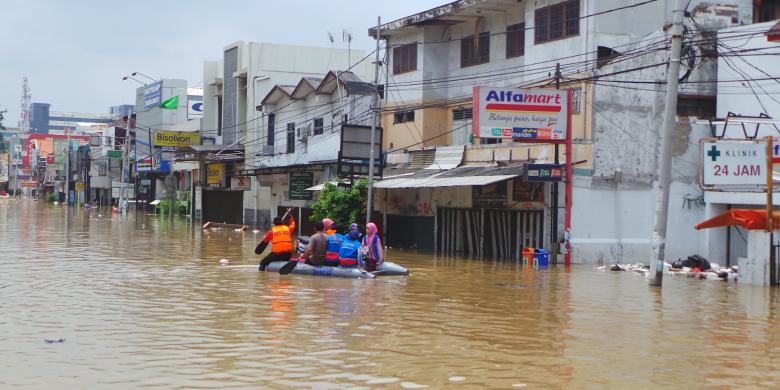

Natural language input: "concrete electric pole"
[366,16,381,226]
[650,0,685,287]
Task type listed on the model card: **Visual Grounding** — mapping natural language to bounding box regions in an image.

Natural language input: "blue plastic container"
[534,248,550,267]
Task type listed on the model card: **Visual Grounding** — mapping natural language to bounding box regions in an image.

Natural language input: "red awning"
[768,21,780,42]
[695,209,780,230]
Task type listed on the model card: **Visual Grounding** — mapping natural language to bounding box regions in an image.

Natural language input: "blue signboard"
[523,164,564,182]
[143,81,162,111]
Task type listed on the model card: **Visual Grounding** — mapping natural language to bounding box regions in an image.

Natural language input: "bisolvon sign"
[153,131,201,147]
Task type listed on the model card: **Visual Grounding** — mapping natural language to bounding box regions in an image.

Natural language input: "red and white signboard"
[473,86,570,142]
[231,176,252,191]
[701,140,767,187]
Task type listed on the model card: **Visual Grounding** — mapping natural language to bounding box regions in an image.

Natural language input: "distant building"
[29,102,116,135]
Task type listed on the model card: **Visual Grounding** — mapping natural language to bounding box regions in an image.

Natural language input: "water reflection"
[1,198,780,388]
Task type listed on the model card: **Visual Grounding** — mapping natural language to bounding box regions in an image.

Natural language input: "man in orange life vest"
[256,215,296,271]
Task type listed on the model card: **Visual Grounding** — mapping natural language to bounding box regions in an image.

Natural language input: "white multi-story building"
[198,41,371,225]
[367,0,758,262]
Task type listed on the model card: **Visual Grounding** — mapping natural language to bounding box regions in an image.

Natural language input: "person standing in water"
[361,222,383,272]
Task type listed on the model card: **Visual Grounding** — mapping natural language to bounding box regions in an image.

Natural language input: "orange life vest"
[271,225,292,253]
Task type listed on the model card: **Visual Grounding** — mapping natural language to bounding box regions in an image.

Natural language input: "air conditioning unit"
[257,144,274,156]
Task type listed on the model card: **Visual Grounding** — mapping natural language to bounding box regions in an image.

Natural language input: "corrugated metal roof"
[374,175,517,189]
[374,163,523,188]
[425,145,465,170]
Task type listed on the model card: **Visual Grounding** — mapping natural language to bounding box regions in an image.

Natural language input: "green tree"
[310,179,367,225]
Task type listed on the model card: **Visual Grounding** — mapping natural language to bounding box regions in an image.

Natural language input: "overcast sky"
[0,0,444,125]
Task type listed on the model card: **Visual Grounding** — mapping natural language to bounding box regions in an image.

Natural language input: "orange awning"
[695,209,780,230]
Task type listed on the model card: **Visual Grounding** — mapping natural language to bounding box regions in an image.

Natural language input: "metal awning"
[305,181,339,191]
[374,174,518,188]
[375,164,525,189]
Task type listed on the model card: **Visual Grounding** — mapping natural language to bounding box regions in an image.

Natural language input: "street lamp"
[132,72,157,83]
[122,75,146,86]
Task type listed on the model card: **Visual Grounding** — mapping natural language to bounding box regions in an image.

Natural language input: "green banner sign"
[289,172,314,201]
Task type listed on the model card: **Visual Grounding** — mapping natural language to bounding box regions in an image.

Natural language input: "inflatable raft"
[253,236,409,279]
[263,260,409,279]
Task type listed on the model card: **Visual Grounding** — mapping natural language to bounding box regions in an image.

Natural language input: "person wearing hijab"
[322,218,336,236]
[361,222,383,272]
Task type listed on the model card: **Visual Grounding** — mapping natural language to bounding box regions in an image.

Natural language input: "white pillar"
[702,203,728,263]
[739,230,771,286]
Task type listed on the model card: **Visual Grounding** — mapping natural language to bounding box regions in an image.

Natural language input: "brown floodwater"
[1,198,780,389]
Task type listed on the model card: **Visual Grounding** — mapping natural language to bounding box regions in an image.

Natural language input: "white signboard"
[702,140,767,186]
[188,96,203,119]
[143,81,162,110]
[231,176,252,191]
[473,86,569,141]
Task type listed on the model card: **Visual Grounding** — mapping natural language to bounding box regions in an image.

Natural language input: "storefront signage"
[513,179,545,203]
[153,131,200,148]
[701,140,767,187]
[143,81,162,110]
[524,164,564,182]
[472,181,507,208]
[75,182,86,191]
[473,87,569,142]
[206,163,226,188]
[188,97,203,119]
[106,150,123,159]
[289,172,314,200]
[231,176,252,191]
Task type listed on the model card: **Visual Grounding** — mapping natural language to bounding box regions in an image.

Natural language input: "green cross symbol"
[707,145,721,162]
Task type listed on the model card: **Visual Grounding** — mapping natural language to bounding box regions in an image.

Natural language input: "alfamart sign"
[473,86,569,141]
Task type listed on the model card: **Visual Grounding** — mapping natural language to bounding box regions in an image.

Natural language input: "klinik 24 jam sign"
[473,87,569,141]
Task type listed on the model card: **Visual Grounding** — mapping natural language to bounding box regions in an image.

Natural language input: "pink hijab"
[322,218,334,231]
[365,222,383,261]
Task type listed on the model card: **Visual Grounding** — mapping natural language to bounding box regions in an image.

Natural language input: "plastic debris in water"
[44,338,65,344]
[252,229,261,234]
[219,259,230,266]
[449,377,466,382]
[400,383,429,389]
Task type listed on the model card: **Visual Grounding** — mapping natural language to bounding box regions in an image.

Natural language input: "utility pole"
[553,63,561,265]
[65,129,71,205]
[366,16,381,226]
[650,0,685,287]
[119,120,131,214]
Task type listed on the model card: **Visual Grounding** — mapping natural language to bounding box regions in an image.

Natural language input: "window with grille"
[392,43,418,75]
[452,107,473,121]
[461,32,490,68]
[267,113,275,146]
[286,123,295,153]
[313,118,324,136]
[394,110,415,124]
[534,0,579,44]
[506,23,525,58]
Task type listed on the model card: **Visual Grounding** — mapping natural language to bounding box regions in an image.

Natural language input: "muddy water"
[1,198,780,389]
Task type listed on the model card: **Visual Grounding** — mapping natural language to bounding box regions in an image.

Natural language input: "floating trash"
[44,338,65,344]
[219,259,230,266]
[449,376,466,382]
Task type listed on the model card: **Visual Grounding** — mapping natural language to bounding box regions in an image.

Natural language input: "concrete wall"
[570,19,722,264]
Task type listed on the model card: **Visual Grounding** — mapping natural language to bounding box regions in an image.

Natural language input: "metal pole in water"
[650,0,685,287]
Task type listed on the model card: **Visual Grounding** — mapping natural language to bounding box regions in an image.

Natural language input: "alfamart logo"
[484,90,563,114]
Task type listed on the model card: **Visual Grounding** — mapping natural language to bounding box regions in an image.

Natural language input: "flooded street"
[1,199,779,389]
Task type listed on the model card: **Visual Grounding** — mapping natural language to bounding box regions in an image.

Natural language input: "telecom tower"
[19,77,31,133]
